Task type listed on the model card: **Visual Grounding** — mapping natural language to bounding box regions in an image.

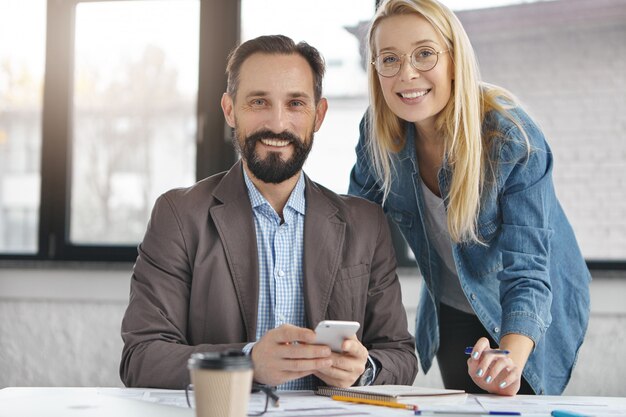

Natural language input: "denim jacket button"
[470,293,477,300]
[494,327,500,333]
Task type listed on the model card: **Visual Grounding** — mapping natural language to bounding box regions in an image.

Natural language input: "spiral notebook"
[316,385,466,403]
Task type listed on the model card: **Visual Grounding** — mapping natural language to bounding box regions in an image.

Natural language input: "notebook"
[316,385,466,403]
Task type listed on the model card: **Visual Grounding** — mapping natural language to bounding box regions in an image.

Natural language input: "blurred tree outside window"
[70,1,199,245]
[0,0,45,253]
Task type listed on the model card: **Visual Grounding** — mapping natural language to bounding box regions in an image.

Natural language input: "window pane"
[71,0,199,245]
[0,0,45,254]
[241,0,373,194]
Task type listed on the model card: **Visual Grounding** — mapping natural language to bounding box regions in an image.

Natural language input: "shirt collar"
[242,165,306,215]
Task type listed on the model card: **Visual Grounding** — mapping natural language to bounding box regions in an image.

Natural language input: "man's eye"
[290,100,304,107]
[251,99,265,106]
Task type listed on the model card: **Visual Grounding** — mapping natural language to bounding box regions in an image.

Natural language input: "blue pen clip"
[415,411,520,416]
[551,410,590,417]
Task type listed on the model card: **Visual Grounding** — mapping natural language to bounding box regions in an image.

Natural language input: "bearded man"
[120,35,417,391]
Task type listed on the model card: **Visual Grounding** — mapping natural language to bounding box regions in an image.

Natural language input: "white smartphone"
[313,320,360,353]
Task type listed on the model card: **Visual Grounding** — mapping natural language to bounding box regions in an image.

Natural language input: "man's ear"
[313,97,328,132]
[221,93,236,128]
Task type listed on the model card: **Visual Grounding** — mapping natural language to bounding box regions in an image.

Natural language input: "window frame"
[0,0,624,271]
[0,0,237,262]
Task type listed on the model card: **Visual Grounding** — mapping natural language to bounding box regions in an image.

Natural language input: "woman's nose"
[398,56,421,81]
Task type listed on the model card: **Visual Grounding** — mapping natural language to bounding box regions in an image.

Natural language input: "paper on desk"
[99,388,191,408]
[100,389,409,416]
[249,391,401,416]
[476,395,626,416]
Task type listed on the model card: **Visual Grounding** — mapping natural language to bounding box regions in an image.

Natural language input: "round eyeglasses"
[372,46,449,78]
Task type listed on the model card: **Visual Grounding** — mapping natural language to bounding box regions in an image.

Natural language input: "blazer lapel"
[302,176,346,328]
[210,161,259,341]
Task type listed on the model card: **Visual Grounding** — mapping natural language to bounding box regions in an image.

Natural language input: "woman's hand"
[466,335,533,396]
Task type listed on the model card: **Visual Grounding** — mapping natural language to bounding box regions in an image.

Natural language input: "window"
[0,0,46,254]
[0,0,624,270]
[70,1,198,245]
[0,0,236,261]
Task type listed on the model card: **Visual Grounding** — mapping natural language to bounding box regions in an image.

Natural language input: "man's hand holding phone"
[251,324,332,387]
[250,321,369,388]
[312,320,370,388]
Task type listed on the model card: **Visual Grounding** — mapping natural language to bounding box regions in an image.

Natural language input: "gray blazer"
[120,161,417,388]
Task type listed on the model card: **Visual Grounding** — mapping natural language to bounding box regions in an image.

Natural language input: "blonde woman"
[349,0,590,396]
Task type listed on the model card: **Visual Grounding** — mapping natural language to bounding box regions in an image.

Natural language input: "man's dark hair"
[225,35,325,103]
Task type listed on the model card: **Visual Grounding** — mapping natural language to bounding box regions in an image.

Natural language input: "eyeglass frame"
[371,46,450,78]
[248,384,280,416]
[185,382,279,416]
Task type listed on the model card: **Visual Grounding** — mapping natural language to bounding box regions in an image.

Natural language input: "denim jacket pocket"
[461,219,503,278]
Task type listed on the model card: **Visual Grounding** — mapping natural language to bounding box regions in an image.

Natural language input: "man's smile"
[260,138,291,147]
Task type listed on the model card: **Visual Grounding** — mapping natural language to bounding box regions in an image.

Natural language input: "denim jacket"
[348,108,591,395]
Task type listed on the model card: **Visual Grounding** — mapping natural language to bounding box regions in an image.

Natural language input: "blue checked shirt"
[241,168,313,390]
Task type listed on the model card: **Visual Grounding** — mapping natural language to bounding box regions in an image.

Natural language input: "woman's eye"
[382,55,399,64]
[416,48,435,59]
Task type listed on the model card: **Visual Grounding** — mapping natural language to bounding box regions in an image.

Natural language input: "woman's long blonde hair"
[367,0,525,244]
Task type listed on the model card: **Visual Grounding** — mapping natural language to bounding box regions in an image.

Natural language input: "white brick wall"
[457,0,626,260]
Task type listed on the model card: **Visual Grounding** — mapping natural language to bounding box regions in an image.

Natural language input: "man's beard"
[234,128,314,184]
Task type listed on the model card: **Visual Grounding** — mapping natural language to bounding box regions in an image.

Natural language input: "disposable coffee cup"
[187,350,253,417]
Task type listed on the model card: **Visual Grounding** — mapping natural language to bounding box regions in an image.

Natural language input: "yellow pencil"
[331,395,417,411]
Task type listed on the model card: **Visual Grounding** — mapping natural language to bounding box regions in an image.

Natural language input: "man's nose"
[264,105,289,133]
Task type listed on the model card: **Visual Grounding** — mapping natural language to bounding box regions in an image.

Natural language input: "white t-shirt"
[420,181,475,315]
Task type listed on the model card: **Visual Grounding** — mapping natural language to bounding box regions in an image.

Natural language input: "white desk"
[0,387,625,417]
[0,388,191,417]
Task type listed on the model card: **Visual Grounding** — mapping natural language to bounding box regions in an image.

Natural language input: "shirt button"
[494,327,500,333]
[278,314,286,322]
[277,270,285,277]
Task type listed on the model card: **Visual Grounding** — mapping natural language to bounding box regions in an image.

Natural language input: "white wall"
[1,266,624,396]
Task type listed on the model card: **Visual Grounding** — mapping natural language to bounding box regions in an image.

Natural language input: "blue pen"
[465,347,510,355]
[551,410,590,417]
[415,411,520,416]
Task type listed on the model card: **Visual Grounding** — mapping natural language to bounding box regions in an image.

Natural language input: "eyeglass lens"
[375,46,441,77]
